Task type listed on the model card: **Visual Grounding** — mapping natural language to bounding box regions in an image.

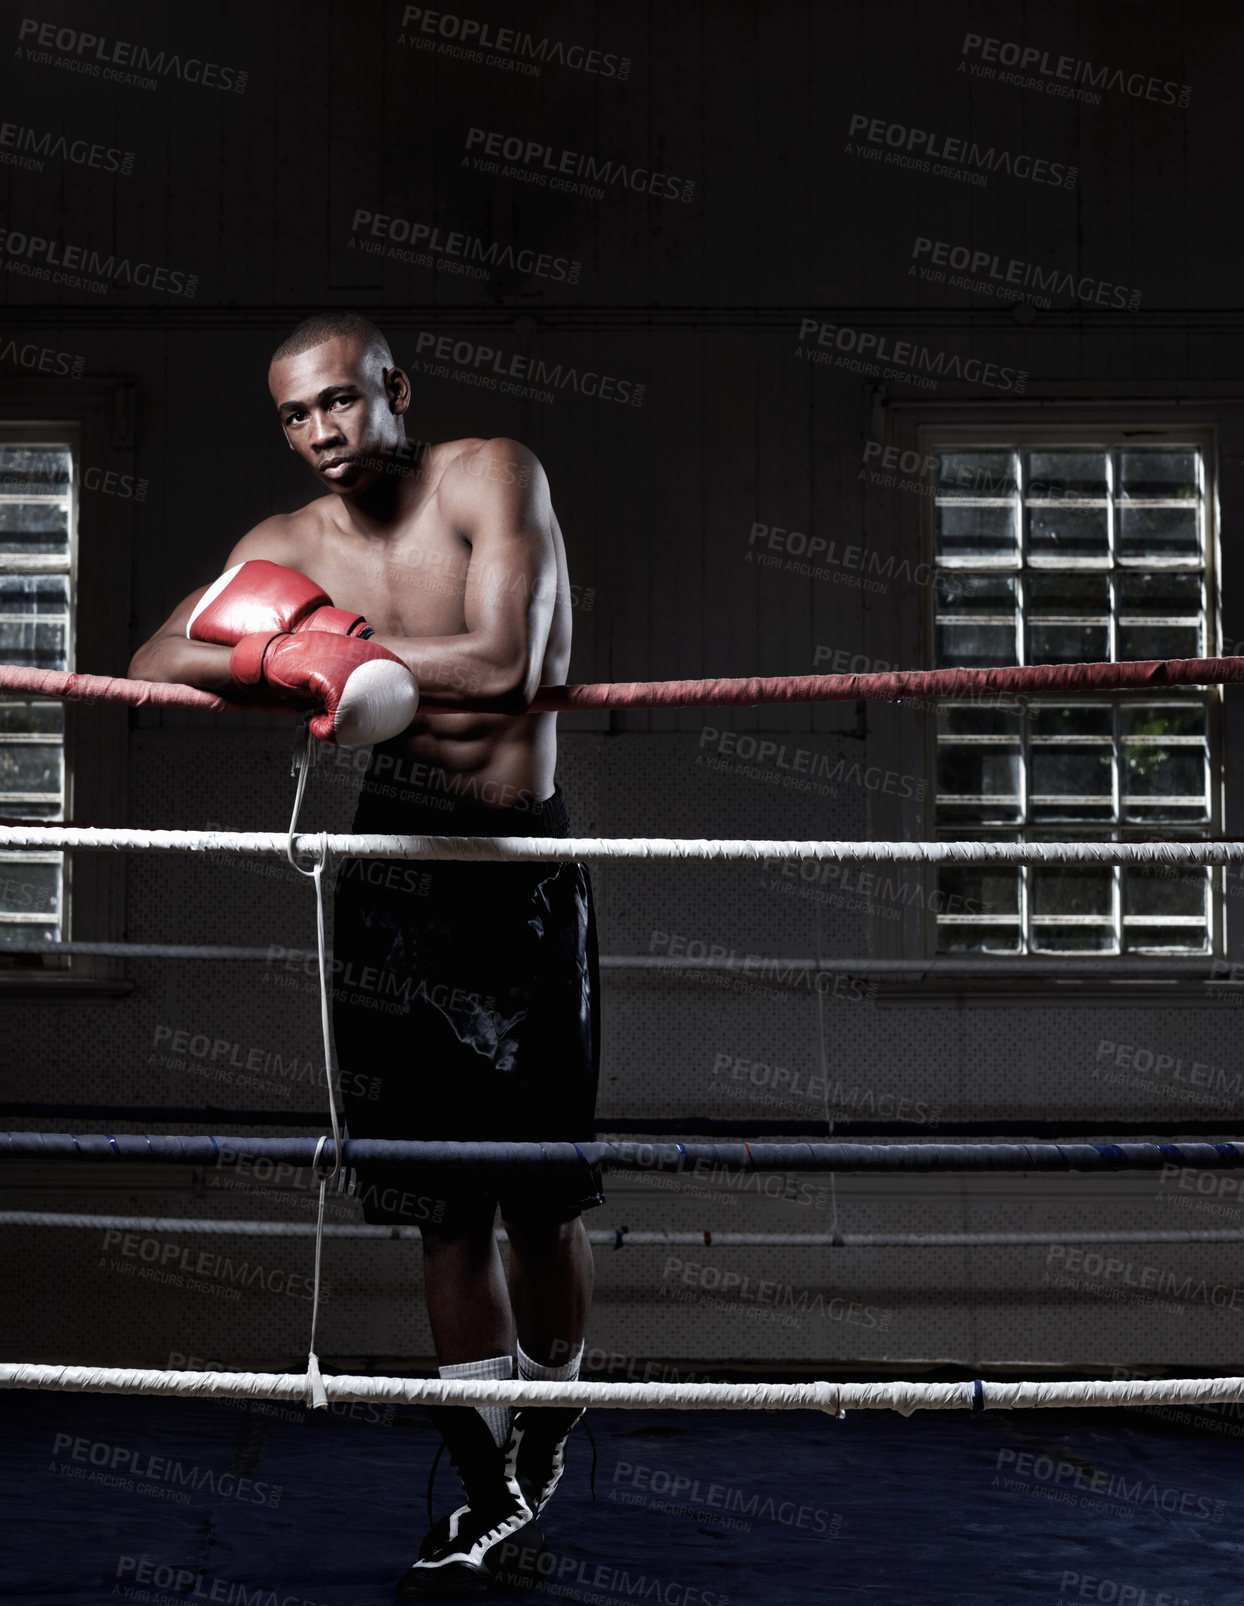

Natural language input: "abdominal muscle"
[371,706,559,808]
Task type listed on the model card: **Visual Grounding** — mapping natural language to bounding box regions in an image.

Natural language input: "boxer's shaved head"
[270,311,392,379]
[268,312,412,499]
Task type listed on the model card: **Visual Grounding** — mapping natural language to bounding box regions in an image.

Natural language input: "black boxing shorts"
[331,772,604,1229]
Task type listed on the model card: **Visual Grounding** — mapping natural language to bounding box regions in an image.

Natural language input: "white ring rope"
[4,827,1244,867]
[0,943,1228,977]
[14,779,1240,1419]
[5,1364,1244,1417]
[6,1214,1244,1248]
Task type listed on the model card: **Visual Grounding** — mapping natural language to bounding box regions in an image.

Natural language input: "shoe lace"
[584,1417,598,1505]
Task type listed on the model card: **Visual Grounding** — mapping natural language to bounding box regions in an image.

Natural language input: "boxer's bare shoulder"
[435,436,548,525]
[223,437,526,573]
[223,510,314,570]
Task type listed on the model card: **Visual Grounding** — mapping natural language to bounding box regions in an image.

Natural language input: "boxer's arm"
[127,583,238,692]
[128,518,300,690]
[367,438,556,711]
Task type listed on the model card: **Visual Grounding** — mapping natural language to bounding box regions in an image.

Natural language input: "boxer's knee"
[419,1198,498,1252]
[502,1210,584,1257]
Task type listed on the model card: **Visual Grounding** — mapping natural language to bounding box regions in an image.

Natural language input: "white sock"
[439,1354,514,1447]
[517,1338,584,1383]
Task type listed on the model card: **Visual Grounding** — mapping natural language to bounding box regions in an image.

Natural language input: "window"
[0,431,76,948]
[928,434,1217,956]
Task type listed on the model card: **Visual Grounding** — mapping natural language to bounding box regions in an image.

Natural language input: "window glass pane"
[936,745,1021,797]
[1118,624,1200,660]
[0,575,70,612]
[1030,705,1112,738]
[0,742,62,795]
[1117,505,1199,563]
[0,858,60,916]
[1119,705,1204,739]
[1118,450,1198,500]
[1030,747,1114,823]
[936,921,1021,954]
[935,586,1023,663]
[1031,923,1116,953]
[1121,746,1204,796]
[1118,568,1203,660]
[1124,867,1207,919]
[1123,922,1208,955]
[0,620,67,669]
[1030,748,1113,802]
[1026,451,1109,499]
[0,920,60,946]
[935,622,1017,667]
[936,866,1020,915]
[936,451,1017,498]
[1027,505,1109,564]
[0,501,69,556]
[936,743,1021,824]
[936,574,1018,615]
[1121,745,1205,808]
[1026,451,1109,564]
[0,700,63,735]
[1031,867,1112,916]
[938,706,1022,738]
[0,445,72,496]
[1028,623,1109,664]
[934,502,1018,564]
[1028,574,1109,614]
[0,799,63,820]
[935,852,1021,950]
[1117,572,1201,613]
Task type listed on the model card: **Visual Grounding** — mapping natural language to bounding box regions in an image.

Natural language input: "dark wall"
[5,1,1244,1374]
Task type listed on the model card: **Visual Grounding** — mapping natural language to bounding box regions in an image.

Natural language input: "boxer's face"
[269,334,409,497]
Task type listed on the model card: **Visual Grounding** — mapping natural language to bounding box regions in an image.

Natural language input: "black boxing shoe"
[507,1404,586,1517]
[398,1406,545,1599]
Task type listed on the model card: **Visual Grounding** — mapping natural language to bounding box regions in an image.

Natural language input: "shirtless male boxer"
[128,311,603,1599]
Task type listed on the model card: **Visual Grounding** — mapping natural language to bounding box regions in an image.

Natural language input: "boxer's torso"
[263,437,569,804]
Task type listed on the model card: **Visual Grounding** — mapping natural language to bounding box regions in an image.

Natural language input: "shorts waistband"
[351,780,574,839]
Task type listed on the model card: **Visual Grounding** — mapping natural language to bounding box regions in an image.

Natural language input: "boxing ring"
[4,652,1244,1415]
[7,653,1244,1603]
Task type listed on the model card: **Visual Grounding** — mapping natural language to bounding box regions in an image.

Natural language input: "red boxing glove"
[231,629,419,747]
[187,560,372,645]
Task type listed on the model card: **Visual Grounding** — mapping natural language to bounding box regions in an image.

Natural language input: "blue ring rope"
[6,1134,1244,1171]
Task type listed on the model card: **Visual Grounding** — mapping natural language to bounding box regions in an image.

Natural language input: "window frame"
[0,378,137,997]
[925,425,1221,961]
[863,389,1240,999]
[0,425,78,959]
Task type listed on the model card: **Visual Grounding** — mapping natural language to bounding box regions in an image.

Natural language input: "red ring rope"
[0,655,1238,717]
[525,655,1244,711]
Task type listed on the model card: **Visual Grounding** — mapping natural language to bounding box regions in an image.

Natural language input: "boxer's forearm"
[369,632,534,711]
[128,632,241,696]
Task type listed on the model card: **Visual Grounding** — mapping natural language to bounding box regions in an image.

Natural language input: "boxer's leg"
[500,1208,593,1519]
[420,1198,514,1364]
[401,1200,546,1597]
[502,1213,592,1365]
[422,1197,515,1452]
